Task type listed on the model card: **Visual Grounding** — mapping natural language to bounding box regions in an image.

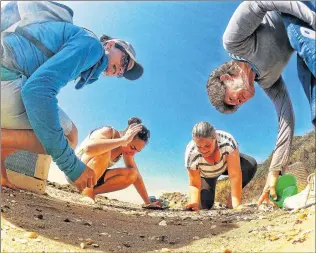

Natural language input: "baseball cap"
[101,36,144,80]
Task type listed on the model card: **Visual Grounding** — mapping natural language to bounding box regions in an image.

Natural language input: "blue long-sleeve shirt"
[2,21,108,181]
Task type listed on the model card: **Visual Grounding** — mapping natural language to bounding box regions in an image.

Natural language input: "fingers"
[269,186,277,201]
[257,192,267,206]
[184,203,199,211]
[86,176,93,189]
[267,197,278,207]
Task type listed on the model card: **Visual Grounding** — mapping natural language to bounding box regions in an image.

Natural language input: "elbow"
[21,85,33,104]
[83,145,95,156]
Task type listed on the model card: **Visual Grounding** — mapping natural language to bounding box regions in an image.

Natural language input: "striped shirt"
[184,130,238,178]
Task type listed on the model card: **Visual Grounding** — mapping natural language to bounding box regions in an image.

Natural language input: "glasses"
[115,43,131,78]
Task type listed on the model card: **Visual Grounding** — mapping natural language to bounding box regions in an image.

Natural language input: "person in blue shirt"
[1,2,144,191]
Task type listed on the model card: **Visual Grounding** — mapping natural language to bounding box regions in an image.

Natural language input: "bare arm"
[264,77,295,172]
[123,154,150,205]
[83,127,127,157]
[226,148,242,208]
[187,169,201,205]
[223,1,315,49]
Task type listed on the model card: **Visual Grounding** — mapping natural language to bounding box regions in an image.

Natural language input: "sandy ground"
[1,184,315,253]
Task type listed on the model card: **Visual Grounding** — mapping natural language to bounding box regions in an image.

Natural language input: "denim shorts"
[281,2,316,125]
[1,75,73,135]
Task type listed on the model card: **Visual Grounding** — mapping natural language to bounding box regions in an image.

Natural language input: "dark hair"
[206,61,239,114]
[127,117,150,144]
[100,34,113,46]
[192,122,216,139]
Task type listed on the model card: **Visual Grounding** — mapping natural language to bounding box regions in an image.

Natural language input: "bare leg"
[1,128,46,154]
[1,124,78,189]
[1,123,78,153]
[1,148,19,189]
[83,168,138,200]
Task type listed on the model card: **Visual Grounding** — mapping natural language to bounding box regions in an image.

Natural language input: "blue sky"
[48,1,313,201]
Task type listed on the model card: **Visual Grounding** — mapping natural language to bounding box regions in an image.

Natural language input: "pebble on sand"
[160,248,171,252]
[223,249,232,253]
[25,232,39,239]
[159,220,167,226]
[80,242,85,249]
[86,238,94,245]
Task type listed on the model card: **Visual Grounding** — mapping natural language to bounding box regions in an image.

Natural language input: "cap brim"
[123,61,144,81]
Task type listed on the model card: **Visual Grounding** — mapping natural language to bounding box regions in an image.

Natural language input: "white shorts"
[1,77,73,135]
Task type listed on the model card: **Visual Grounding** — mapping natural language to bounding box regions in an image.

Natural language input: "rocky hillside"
[238,130,315,202]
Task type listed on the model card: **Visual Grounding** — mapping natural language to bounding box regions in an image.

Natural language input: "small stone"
[25,232,39,239]
[86,238,93,245]
[92,244,99,248]
[80,242,85,249]
[64,218,71,222]
[159,220,167,226]
[140,235,145,238]
[211,225,217,229]
[123,243,131,248]
[18,239,28,244]
[54,237,59,240]
[9,194,14,197]
[295,219,303,224]
[11,200,16,203]
[83,221,92,226]
[297,213,307,220]
[99,232,108,236]
[36,214,44,220]
[161,248,171,252]
[157,236,168,242]
[193,236,200,240]
[223,249,232,253]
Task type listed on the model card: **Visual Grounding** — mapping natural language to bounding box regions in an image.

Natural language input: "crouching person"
[184,122,257,211]
[76,117,154,206]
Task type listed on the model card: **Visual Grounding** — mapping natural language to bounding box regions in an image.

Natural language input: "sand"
[1,184,315,253]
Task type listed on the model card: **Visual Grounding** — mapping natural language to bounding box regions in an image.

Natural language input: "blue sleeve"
[21,36,104,182]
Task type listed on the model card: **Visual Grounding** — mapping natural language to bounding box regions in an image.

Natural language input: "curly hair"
[206,61,239,114]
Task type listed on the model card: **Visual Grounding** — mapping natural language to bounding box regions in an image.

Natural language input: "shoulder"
[185,140,201,169]
[90,126,115,139]
[216,130,238,152]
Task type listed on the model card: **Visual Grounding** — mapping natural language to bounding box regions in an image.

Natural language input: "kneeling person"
[184,122,257,211]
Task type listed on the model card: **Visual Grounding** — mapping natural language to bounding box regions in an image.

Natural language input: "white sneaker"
[283,173,315,210]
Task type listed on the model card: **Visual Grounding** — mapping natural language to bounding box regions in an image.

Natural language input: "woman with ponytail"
[76,117,154,206]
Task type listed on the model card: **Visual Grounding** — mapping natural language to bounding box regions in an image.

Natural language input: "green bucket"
[269,174,298,208]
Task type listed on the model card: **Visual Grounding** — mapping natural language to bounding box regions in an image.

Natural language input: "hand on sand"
[122,123,142,144]
[258,171,279,208]
[233,204,248,211]
[184,203,199,212]
[81,187,96,204]
[1,178,19,190]
[74,166,96,192]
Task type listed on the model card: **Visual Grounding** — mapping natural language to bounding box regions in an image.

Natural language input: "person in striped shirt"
[184,122,257,211]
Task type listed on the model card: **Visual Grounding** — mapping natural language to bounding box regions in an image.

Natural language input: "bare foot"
[1,178,19,190]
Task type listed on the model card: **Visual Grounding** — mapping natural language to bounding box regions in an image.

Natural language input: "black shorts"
[200,153,257,209]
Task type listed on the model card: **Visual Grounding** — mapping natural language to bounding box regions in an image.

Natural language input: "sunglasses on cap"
[114,43,131,78]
